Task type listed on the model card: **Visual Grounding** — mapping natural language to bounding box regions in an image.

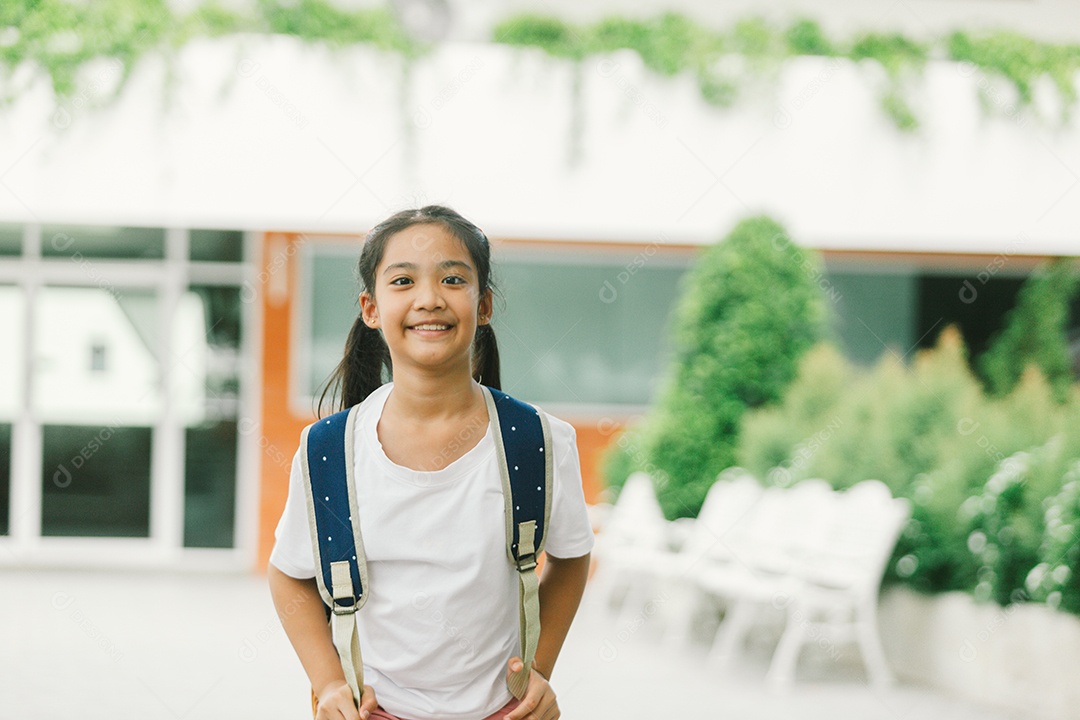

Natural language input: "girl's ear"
[360,291,380,329]
[478,288,494,325]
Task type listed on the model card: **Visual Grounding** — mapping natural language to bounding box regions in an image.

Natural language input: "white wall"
[0,35,1077,255]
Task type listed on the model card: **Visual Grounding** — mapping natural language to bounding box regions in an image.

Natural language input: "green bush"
[963,435,1071,606]
[738,327,1080,600]
[980,259,1080,403]
[739,327,984,495]
[1028,458,1080,613]
[628,216,826,519]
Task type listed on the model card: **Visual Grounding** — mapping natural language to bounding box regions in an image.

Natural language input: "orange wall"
[254,232,622,570]
[256,232,312,571]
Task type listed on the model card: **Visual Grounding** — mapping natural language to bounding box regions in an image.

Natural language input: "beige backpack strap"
[483,386,553,699]
[300,404,369,708]
[330,561,365,705]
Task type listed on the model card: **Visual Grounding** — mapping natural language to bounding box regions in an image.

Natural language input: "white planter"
[879,587,1080,720]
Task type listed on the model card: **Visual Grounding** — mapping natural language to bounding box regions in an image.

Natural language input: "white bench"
[592,471,911,689]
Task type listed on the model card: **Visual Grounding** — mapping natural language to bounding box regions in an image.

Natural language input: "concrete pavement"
[0,569,1021,720]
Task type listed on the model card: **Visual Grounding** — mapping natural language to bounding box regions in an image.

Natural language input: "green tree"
[639,216,826,518]
[980,259,1079,402]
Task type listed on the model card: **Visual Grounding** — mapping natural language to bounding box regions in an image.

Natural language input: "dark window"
[0,224,20,256]
[41,225,164,260]
[0,424,11,536]
[184,421,237,548]
[190,230,244,263]
[916,274,1025,360]
[41,424,152,537]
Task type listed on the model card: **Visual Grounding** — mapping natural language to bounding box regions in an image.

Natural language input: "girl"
[268,206,594,720]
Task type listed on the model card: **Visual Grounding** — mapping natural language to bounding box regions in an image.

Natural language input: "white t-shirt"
[270,383,595,720]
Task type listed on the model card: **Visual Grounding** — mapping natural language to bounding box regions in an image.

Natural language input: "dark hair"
[318,205,502,415]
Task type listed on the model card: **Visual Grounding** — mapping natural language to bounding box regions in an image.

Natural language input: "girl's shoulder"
[500,392,577,451]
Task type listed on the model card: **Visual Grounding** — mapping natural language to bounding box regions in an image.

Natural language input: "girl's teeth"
[413,324,449,330]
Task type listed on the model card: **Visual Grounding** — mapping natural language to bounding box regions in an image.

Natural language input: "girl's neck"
[385,369,482,423]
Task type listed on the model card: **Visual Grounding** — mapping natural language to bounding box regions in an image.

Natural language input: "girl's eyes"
[388,276,467,286]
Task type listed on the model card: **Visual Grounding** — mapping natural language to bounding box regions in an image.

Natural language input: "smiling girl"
[268,206,594,720]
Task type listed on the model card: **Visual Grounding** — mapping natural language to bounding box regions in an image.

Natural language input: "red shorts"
[311,692,520,720]
[368,698,521,720]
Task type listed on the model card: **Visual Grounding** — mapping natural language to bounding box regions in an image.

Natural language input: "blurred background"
[0,0,1078,718]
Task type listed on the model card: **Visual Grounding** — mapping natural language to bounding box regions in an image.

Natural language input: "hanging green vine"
[0,0,417,105]
[949,30,1080,115]
[493,13,1080,131]
[2,1,1078,132]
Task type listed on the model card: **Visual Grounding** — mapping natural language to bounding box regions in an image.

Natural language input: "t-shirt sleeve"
[542,415,596,559]
[268,447,318,579]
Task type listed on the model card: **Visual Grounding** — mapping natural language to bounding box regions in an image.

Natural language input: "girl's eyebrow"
[382,260,474,275]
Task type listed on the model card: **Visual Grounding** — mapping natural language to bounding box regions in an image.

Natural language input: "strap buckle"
[516,553,537,572]
[332,599,359,616]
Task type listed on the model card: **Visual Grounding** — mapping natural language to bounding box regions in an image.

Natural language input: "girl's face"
[360,223,492,378]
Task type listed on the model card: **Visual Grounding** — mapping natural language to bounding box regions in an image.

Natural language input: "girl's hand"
[504,658,559,720]
[315,680,378,720]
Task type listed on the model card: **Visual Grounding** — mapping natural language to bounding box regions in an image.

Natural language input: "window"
[40,225,164,260]
[41,424,152,537]
[826,270,918,365]
[189,230,244,263]
[494,254,689,405]
[304,244,363,400]
[0,285,23,536]
[0,224,20,256]
[181,285,243,548]
[0,423,10,536]
[301,245,692,407]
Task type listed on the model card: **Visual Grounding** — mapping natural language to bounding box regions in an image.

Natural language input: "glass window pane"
[0,286,23,418]
[827,271,917,366]
[0,224,21,256]
[0,424,10,536]
[33,287,161,424]
[190,230,244,263]
[174,286,242,421]
[494,257,688,405]
[0,285,21,537]
[184,421,237,548]
[40,225,164,260]
[41,424,152,537]
[180,285,242,548]
[307,247,360,396]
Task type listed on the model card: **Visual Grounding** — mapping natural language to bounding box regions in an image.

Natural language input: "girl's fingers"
[316,684,363,720]
[359,685,378,719]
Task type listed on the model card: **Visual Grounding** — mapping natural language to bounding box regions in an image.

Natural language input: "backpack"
[299,385,552,705]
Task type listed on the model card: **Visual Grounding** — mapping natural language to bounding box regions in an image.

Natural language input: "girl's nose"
[413,279,445,309]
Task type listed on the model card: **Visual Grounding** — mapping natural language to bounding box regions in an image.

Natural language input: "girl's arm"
[268,564,378,720]
[533,552,591,679]
[505,552,590,720]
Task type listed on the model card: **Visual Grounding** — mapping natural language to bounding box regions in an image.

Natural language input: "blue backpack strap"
[482,386,553,699]
[300,403,367,706]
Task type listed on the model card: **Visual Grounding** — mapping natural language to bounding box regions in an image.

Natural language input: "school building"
[0,11,1078,571]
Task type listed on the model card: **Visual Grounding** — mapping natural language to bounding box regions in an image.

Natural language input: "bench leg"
[856,598,894,687]
[766,602,806,692]
[708,597,756,669]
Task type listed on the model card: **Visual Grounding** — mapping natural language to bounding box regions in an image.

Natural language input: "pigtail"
[473,324,502,390]
[318,316,390,416]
